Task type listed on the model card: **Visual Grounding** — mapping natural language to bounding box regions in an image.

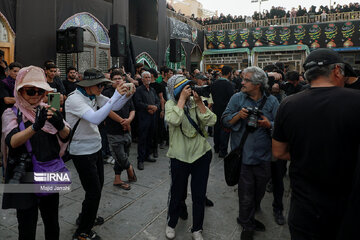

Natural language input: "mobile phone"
[48,92,60,111]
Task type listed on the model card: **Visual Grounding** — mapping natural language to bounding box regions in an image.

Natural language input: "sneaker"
[165,226,176,239]
[137,162,144,170]
[273,210,286,225]
[73,230,101,240]
[192,230,204,240]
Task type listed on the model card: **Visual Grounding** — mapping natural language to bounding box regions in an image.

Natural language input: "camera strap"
[233,95,268,153]
[182,107,205,138]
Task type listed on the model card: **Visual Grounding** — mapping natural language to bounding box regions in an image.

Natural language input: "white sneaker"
[165,226,176,239]
[192,230,203,240]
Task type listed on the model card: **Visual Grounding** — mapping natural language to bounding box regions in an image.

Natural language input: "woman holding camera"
[165,75,216,240]
[1,66,71,240]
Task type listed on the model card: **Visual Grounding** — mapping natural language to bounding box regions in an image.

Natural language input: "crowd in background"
[167,2,360,25]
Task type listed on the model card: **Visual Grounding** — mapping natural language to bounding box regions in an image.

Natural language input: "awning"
[251,45,310,54]
[203,48,250,56]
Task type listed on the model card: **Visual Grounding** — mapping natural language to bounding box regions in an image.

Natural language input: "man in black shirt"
[133,71,160,170]
[0,62,22,116]
[272,48,360,240]
[211,66,235,157]
[63,66,78,96]
[44,63,66,105]
[103,71,137,190]
[148,68,166,157]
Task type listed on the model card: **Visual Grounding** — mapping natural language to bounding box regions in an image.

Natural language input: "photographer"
[2,66,71,240]
[65,68,134,240]
[165,75,216,240]
[280,71,303,96]
[222,66,279,240]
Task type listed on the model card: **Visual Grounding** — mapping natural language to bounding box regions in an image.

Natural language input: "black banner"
[205,20,359,50]
[169,17,200,44]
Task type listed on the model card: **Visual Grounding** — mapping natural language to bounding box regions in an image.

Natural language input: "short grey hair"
[304,63,344,82]
[243,66,269,89]
[141,71,151,78]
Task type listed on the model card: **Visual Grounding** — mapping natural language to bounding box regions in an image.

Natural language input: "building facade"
[0,0,204,75]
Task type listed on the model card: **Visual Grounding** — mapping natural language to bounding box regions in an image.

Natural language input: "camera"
[190,85,211,98]
[124,83,135,94]
[8,153,32,184]
[245,107,263,129]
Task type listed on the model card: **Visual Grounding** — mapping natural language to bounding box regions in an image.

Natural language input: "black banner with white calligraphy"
[205,20,359,50]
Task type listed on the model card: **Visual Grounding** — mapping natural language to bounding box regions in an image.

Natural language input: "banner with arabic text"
[205,20,359,50]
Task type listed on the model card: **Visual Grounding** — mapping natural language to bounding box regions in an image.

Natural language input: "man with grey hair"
[272,48,360,240]
[222,66,279,240]
[133,71,160,170]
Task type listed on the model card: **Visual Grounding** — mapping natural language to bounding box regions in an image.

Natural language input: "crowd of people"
[1,46,360,240]
[167,2,360,25]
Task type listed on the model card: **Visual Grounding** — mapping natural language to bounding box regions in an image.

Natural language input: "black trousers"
[137,112,156,163]
[213,116,230,154]
[17,193,59,240]
[71,150,104,234]
[271,159,287,212]
[99,124,111,157]
[238,161,271,230]
[167,150,212,232]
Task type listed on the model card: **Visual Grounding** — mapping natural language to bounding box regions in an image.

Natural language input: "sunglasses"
[96,83,107,89]
[23,88,45,96]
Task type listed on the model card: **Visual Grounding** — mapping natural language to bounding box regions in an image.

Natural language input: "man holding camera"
[222,66,279,240]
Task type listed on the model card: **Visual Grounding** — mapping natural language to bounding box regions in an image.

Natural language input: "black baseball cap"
[303,48,357,77]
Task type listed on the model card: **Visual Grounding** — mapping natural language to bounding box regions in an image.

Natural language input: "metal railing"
[204,11,360,31]
[166,9,204,30]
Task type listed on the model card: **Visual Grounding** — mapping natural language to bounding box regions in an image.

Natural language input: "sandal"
[113,182,131,190]
[127,165,137,182]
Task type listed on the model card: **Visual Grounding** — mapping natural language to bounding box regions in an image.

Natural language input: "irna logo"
[34,172,70,182]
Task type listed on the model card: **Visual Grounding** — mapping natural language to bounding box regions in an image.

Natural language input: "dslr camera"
[190,85,211,98]
[245,107,263,129]
[8,153,32,184]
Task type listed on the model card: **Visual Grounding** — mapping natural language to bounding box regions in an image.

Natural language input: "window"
[0,21,8,42]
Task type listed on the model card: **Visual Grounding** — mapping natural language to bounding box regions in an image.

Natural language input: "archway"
[0,11,15,64]
[135,52,158,70]
[190,45,202,73]
[57,12,111,77]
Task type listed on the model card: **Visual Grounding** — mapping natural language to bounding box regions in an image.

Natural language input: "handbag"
[223,96,267,186]
[13,107,71,196]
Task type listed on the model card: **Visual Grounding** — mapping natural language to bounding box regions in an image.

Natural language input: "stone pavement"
[0,139,291,240]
